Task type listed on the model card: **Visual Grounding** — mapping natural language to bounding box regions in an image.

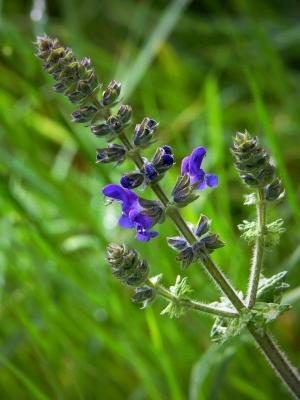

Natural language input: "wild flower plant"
[35,35,300,399]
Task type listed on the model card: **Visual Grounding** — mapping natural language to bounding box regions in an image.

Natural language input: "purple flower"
[181,146,218,190]
[102,184,158,242]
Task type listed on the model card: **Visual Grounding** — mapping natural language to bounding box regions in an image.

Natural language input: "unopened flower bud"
[133,117,159,148]
[120,171,144,189]
[195,215,210,237]
[151,146,174,174]
[96,144,126,164]
[71,105,98,123]
[176,246,194,270]
[172,174,199,207]
[124,260,149,286]
[167,236,188,250]
[117,105,132,124]
[35,35,59,60]
[266,178,284,201]
[200,233,225,252]
[138,198,165,224]
[144,162,159,182]
[91,123,111,137]
[102,80,121,106]
[107,115,123,133]
[131,286,156,304]
[53,82,65,93]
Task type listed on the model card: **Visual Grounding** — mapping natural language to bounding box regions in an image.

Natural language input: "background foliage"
[1,0,300,399]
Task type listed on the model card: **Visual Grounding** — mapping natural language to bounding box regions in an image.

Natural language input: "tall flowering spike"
[232,131,276,188]
[133,117,159,148]
[96,144,126,164]
[35,35,99,106]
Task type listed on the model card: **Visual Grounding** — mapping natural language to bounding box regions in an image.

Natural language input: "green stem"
[247,188,267,308]
[249,327,300,399]
[118,130,300,398]
[146,280,239,318]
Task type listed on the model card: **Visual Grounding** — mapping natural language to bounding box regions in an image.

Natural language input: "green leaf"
[238,219,285,247]
[169,275,192,297]
[251,302,291,335]
[161,276,192,319]
[211,309,252,344]
[244,192,257,205]
[257,271,289,303]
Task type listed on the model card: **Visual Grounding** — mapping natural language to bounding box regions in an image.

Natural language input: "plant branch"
[247,188,267,308]
[119,130,300,398]
[146,279,239,318]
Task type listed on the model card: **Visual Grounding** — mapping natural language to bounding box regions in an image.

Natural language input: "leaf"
[257,271,289,303]
[161,276,192,319]
[211,309,252,344]
[161,302,184,319]
[169,275,192,297]
[244,192,257,205]
[238,220,257,243]
[238,219,285,247]
[251,302,291,335]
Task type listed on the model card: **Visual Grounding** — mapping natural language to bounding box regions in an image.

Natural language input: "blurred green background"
[1,0,300,399]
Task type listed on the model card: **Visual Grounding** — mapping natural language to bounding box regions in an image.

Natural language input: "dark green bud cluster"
[171,174,199,207]
[35,35,99,106]
[232,131,280,189]
[168,215,225,269]
[106,243,156,307]
[107,243,149,286]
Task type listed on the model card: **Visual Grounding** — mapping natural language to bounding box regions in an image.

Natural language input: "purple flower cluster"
[181,146,218,189]
[103,146,217,242]
[102,184,158,242]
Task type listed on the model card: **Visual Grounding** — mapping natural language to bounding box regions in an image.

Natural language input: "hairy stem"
[146,279,239,318]
[249,327,300,399]
[247,188,267,308]
[119,130,300,398]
